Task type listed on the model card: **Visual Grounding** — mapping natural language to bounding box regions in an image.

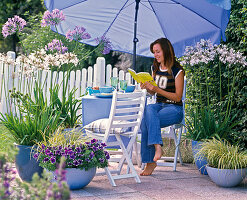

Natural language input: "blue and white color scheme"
[44,0,231,58]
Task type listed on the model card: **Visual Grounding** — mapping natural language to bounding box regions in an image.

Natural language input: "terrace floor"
[70,163,247,200]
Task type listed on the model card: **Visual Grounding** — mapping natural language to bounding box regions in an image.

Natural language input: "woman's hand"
[141,81,157,95]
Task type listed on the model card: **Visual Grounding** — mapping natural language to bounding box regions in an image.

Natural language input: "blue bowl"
[125,85,136,93]
[99,86,113,93]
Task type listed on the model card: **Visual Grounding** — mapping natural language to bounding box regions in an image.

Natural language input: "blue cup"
[99,86,113,93]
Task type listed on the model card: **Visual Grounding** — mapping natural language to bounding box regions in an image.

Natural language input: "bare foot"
[153,144,163,162]
[140,162,157,176]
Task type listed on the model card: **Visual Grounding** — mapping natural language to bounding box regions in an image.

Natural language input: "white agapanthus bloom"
[180,39,247,67]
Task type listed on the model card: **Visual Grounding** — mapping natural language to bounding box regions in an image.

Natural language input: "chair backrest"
[103,90,147,143]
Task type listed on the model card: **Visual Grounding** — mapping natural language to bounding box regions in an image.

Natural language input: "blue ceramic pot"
[50,167,96,190]
[191,140,208,175]
[206,166,246,187]
[15,145,43,181]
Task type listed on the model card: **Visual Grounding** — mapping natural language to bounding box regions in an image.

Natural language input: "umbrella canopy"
[44,0,230,67]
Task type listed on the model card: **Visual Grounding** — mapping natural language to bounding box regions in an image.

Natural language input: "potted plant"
[180,39,244,174]
[0,84,62,181]
[34,128,110,190]
[195,138,247,187]
[185,106,238,175]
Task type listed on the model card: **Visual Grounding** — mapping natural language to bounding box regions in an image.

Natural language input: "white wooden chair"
[85,89,147,186]
[140,78,186,171]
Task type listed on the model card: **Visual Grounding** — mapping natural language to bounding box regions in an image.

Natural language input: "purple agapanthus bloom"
[45,39,68,54]
[2,15,26,38]
[95,35,112,54]
[66,26,91,42]
[41,9,65,27]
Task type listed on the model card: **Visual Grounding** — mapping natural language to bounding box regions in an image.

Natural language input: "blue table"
[81,95,112,126]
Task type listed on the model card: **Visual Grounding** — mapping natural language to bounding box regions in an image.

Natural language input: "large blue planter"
[15,145,43,181]
[50,167,96,190]
[192,140,208,175]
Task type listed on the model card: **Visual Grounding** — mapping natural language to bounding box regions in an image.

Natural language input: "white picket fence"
[0,51,134,115]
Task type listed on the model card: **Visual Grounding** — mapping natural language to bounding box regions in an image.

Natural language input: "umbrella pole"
[132,0,140,71]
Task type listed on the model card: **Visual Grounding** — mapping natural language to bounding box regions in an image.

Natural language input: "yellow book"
[128,68,157,86]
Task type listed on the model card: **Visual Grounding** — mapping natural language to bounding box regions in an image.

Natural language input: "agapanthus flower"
[45,39,68,54]
[95,35,112,54]
[41,9,65,27]
[66,26,91,41]
[180,39,247,67]
[2,15,26,38]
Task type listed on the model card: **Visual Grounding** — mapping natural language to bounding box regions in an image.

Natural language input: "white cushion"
[84,118,130,134]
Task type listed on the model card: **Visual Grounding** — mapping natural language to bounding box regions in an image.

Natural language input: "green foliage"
[195,138,247,169]
[0,82,63,146]
[6,159,70,199]
[0,124,17,161]
[185,62,246,149]
[185,106,239,141]
[182,41,247,150]
[49,82,82,128]
[225,0,247,56]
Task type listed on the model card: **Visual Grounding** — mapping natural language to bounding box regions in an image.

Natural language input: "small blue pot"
[125,85,135,93]
[192,140,208,175]
[15,145,43,181]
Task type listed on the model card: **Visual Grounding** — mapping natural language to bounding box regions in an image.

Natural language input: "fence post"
[106,64,112,86]
[0,51,15,115]
[96,57,105,87]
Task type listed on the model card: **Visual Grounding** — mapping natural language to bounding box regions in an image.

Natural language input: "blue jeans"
[140,103,183,163]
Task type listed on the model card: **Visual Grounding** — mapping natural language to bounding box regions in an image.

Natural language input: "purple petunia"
[50,156,56,164]
[73,160,79,166]
[33,153,39,159]
[38,140,109,170]
[95,35,112,55]
[75,147,81,153]
[66,26,91,42]
[89,152,95,159]
[41,9,65,27]
[2,15,26,38]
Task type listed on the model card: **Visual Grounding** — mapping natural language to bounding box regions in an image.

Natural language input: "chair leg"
[173,126,183,171]
[115,134,141,184]
[133,140,142,168]
[104,167,117,187]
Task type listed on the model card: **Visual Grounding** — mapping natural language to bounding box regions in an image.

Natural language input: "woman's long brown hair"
[150,38,184,76]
